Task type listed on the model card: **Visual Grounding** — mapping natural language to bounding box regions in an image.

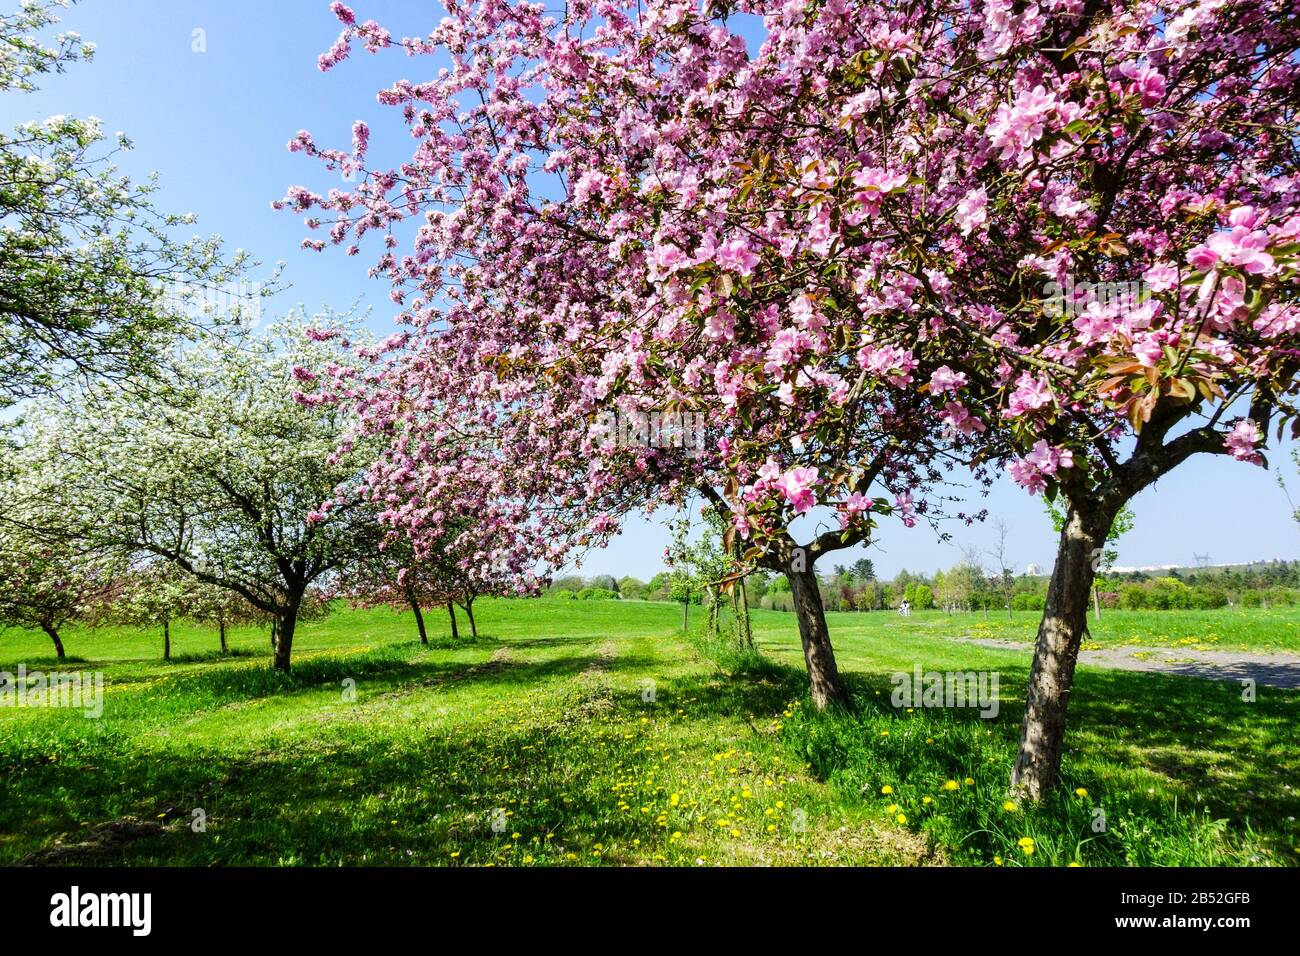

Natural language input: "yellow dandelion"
[896,813,907,825]
[942,780,959,791]
[1002,800,1017,812]
[1075,787,1088,797]
[881,785,894,795]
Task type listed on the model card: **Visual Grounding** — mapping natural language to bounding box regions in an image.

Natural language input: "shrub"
[1011,592,1045,611]
[904,583,934,609]
[576,587,617,600]
[1120,584,1150,610]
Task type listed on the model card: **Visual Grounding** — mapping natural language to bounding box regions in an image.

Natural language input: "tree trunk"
[1010,499,1115,799]
[219,616,228,654]
[447,602,459,641]
[681,591,689,631]
[464,597,478,640]
[736,577,752,649]
[163,619,171,661]
[786,566,851,710]
[706,588,719,638]
[272,604,299,672]
[410,595,428,645]
[41,623,65,661]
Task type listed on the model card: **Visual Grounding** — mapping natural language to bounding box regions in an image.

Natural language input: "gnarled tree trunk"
[1010,498,1116,799]
[786,566,850,710]
[41,623,65,661]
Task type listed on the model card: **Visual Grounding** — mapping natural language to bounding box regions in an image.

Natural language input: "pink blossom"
[1224,419,1263,464]
[941,402,986,436]
[1007,458,1047,495]
[893,491,917,528]
[1206,226,1275,275]
[1004,372,1054,418]
[954,187,988,236]
[928,365,968,396]
[836,491,875,529]
[775,467,819,514]
[1024,439,1074,476]
[715,237,760,276]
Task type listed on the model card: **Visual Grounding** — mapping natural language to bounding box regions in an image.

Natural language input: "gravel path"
[956,637,1300,690]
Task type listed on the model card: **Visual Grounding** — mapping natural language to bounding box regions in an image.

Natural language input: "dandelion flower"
[1075,787,1088,797]
[1002,800,1017,812]
[942,780,959,791]
[881,785,894,795]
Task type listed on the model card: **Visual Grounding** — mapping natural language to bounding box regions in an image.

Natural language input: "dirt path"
[956,637,1300,690]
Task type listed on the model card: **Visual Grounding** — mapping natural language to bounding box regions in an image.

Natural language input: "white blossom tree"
[11,314,379,670]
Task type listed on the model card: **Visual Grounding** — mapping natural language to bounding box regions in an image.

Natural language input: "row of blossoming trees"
[0,4,564,674]
[0,313,540,668]
[277,0,1299,798]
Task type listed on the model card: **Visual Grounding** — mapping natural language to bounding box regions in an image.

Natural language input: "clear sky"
[5,0,1297,581]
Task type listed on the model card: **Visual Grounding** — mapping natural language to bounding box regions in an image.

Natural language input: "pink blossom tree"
[283,0,1297,775]
[338,515,535,643]
[281,0,977,709]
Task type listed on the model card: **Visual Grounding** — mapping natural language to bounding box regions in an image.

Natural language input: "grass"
[0,600,1296,866]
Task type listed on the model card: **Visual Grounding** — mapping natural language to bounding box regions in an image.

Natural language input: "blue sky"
[4,0,1297,581]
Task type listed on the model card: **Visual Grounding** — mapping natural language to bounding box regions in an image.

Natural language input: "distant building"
[1025,563,1044,576]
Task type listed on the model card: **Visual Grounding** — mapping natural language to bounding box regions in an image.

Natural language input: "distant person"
[899,600,911,617]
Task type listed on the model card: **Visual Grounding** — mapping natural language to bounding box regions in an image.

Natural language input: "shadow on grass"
[729,646,1299,865]
[1,655,677,865]
[5,630,1295,866]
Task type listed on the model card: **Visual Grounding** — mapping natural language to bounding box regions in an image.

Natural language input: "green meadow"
[1,601,1296,866]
